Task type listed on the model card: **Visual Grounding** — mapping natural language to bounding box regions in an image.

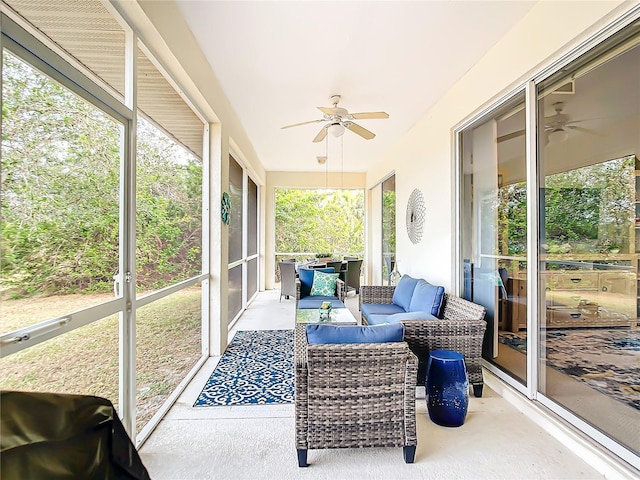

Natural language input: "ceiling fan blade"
[566,125,605,136]
[497,130,525,142]
[312,126,328,143]
[317,106,340,115]
[350,112,389,120]
[344,122,375,140]
[281,119,324,129]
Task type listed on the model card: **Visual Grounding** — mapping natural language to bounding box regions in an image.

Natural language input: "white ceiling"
[176,1,536,173]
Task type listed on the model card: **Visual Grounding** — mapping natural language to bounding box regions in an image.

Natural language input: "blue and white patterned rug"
[499,329,640,410]
[194,329,294,407]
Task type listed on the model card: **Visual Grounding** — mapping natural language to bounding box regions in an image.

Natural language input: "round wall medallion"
[406,188,425,244]
[221,192,231,225]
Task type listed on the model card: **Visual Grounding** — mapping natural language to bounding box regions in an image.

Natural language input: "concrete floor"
[138,289,628,480]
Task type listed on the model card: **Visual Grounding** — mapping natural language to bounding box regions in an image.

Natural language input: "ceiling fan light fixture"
[328,122,345,137]
[548,128,569,144]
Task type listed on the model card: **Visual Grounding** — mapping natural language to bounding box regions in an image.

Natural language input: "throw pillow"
[392,275,420,311]
[408,280,445,318]
[310,270,340,296]
[306,323,405,344]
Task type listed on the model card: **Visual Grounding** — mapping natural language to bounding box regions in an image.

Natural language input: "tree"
[275,188,364,257]
[1,51,202,296]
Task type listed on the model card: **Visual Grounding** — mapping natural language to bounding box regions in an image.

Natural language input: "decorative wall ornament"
[221,192,231,225]
[406,188,425,244]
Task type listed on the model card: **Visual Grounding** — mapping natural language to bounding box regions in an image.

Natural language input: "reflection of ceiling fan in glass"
[497,102,599,144]
[281,94,389,143]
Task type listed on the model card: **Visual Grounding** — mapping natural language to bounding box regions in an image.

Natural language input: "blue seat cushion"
[408,280,445,318]
[365,314,396,325]
[366,311,437,325]
[297,296,345,309]
[361,303,406,321]
[298,267,335,297]
[306,323,405,344]
[392,275,420,311]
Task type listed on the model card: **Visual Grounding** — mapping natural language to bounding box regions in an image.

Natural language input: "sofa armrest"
[442,293,487,321]
[359,285,396,310]
[401,317,487,390]
[294,325,310,450]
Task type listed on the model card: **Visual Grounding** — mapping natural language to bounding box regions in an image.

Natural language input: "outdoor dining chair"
[279,261,297,302]
[344,259,363,295]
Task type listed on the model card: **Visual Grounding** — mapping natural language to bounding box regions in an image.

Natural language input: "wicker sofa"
[360,285,487,397]
[294,324,418,467]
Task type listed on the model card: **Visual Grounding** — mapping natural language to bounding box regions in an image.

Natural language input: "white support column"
[200,123,211,357]
[119,27,138,438]
[264,174,276,291]
[208,123,228,356]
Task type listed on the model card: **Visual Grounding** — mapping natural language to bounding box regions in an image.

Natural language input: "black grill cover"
[1,391,151,480]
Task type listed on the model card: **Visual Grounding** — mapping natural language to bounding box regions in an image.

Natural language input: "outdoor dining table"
[296,261,348,271]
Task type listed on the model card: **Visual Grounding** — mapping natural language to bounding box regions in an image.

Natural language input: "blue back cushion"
[306,323,405,344]
[408,280,445,317]
[299,267,335,297]
[392,275,420,311]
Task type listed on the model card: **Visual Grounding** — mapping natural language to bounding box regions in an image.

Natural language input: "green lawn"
[1,289,202,433]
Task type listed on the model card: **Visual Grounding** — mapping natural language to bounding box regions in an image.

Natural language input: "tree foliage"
[275,188,364,257]
[1,51,201,297]
[498,155,634,255]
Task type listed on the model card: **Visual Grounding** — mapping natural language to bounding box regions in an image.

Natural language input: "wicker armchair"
[294,325,418,467]
[295,275,346,307]
[360,287,487,397]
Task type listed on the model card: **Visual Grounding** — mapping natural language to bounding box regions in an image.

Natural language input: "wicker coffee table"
[295,307,358,325]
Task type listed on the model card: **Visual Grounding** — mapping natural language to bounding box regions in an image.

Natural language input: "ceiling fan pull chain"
[325,133,329,188]
[341,135,344,189]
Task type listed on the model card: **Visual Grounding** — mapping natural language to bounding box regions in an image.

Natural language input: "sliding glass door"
[535,24,639,459]
[227,154,260,326]
[459,91,528,384]
[458,17,639,464]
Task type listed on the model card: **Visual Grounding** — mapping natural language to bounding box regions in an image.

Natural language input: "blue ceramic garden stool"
[425,350,469,427]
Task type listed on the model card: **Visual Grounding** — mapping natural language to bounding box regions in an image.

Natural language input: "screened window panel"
[1,50,123,332]
[228,156,244,263]
[248,177,258,256]
[228,265,242,322]
[247,257,258,299]
[136,285,202,433]
[0,315,119,410]
[134,117,203,293]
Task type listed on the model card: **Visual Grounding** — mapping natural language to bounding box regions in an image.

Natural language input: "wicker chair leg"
[473,383,483,398]
[297,449,308,467]
[403,445,416,463]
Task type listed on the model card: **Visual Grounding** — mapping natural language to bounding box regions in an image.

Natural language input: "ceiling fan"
[497,102,596,144]
[281,95,389,143]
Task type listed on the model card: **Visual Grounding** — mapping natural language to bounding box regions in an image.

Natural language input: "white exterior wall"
[365,0,631,291]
